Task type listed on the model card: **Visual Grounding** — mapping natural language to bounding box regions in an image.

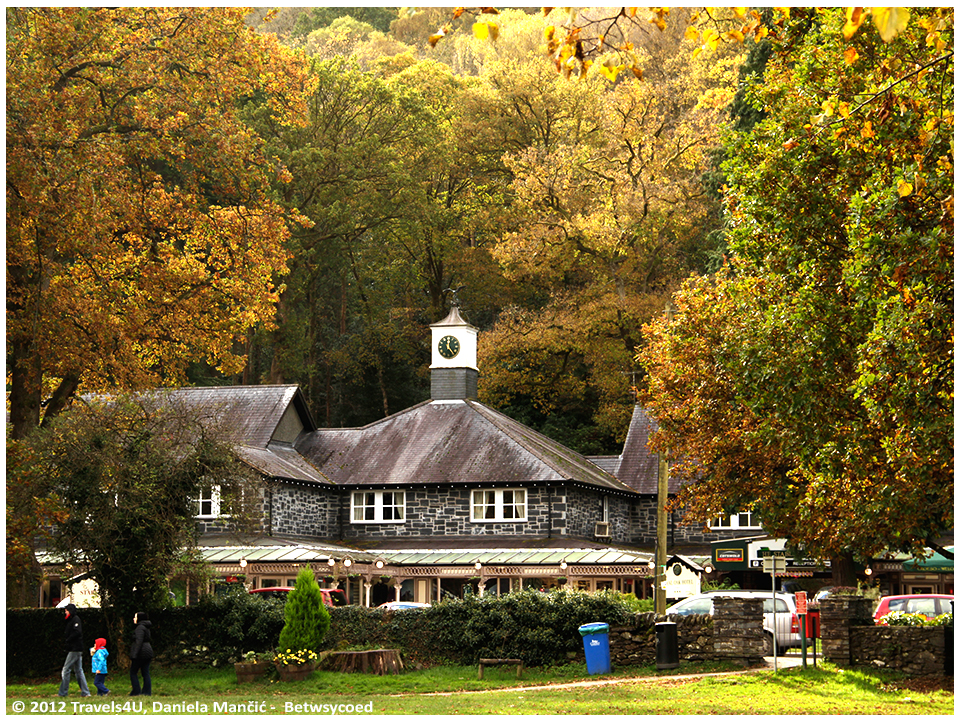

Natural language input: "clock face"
[437,335,461,359]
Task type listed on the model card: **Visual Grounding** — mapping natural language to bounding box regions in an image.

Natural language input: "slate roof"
[146,385,330,485]
[152,385,314,446]
[611,404,685,495]
[295,399,638,495]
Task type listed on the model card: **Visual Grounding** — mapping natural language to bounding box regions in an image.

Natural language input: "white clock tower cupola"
[430,299,478,400]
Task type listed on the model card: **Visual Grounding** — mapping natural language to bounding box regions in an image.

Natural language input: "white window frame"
[351,490,406,524]
[471,488,527,523]
[711,510,762,530]
[196,485,221,518]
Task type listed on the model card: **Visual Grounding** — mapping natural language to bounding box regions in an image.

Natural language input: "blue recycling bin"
[578,622,611,675]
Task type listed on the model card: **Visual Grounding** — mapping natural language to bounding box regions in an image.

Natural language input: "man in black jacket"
[58,603,91,697]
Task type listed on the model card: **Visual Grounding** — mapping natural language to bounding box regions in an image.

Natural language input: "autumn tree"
[6,7,311,439]
[478,13,742,451]
[639,8,953,574]
[12,392,263,653]
[245,53,517,426]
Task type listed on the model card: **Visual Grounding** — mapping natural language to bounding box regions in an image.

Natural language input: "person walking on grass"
[58,603,91,698]
[129,612,154,696]
[90,638,110,696]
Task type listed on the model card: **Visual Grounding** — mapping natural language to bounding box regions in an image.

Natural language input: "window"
[471,488,526,522]
[196,486,221,518]
[351,491,405,523]
[711,510,762,529]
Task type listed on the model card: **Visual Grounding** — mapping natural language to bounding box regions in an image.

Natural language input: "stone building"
[38,303,763,607]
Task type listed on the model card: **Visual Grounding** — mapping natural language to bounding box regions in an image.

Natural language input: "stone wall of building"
[564,486,633,543]
[264,481,637,543]
[850,625,949,676]
[632,498,770,547]
[268,482,339,538]
[339,486,554,540]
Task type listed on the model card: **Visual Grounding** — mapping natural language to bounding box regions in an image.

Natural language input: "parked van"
[666,590,801,655]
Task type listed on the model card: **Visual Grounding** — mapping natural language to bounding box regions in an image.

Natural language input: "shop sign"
[716,549,744,563]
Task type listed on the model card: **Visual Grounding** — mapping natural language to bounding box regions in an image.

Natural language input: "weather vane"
[443,286,465,308]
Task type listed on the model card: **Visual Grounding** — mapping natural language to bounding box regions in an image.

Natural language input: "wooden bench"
[478,658,523,679]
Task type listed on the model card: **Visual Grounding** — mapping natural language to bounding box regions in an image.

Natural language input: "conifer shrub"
[277,567,331,654]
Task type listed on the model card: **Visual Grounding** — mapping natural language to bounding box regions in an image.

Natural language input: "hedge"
[8,588,635,678]
[7,588,285,678]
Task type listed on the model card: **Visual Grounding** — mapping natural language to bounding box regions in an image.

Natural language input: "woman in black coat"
[129,612,154,696]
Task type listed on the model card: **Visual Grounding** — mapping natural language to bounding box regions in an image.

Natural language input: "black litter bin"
[655,621,679,670]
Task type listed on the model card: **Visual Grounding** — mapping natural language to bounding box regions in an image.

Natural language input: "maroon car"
[249,586,346,607]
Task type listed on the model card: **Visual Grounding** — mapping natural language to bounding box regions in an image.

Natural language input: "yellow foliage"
[872,7,911,42]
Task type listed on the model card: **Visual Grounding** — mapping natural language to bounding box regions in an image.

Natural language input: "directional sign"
[762,556,786,574]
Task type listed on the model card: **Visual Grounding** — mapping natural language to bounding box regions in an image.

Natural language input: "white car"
[666,590,802,655]
[376,601,431,611]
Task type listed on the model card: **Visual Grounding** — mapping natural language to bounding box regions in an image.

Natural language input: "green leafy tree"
[277,567,331,656]
[12,392,263,658]
[246,55,517,426]
[639,8,953,575]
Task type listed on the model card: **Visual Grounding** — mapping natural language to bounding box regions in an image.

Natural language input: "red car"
[249,586,346,607]
[873,594,953,622]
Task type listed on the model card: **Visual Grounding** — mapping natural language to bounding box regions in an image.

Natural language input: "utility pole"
[655,300,676,616]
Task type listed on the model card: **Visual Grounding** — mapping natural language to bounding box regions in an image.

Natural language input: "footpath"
[422,655,805,696]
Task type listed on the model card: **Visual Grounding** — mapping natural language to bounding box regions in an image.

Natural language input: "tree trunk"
[830,552,858,587]
[8,335,42,439]
[320,649,403,675]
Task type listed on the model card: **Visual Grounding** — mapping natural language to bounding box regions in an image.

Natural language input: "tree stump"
[321,649,403,675]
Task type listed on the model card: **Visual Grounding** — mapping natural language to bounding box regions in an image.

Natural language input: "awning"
[902,546,954,572]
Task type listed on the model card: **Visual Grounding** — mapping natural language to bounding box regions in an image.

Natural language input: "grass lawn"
[6,660,952,715]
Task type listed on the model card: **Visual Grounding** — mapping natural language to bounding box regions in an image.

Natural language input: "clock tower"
[430,302,478,400]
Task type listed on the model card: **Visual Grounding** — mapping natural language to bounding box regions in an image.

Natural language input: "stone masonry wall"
[632,499,767,546]
[850,625,949,676]
[607,613,714,667]
[269,483,339,538]
[565,486,632,543]
[820,596,875,668]
[264,481,636,543]
[340,486,553,540]
[712,596,765,665]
